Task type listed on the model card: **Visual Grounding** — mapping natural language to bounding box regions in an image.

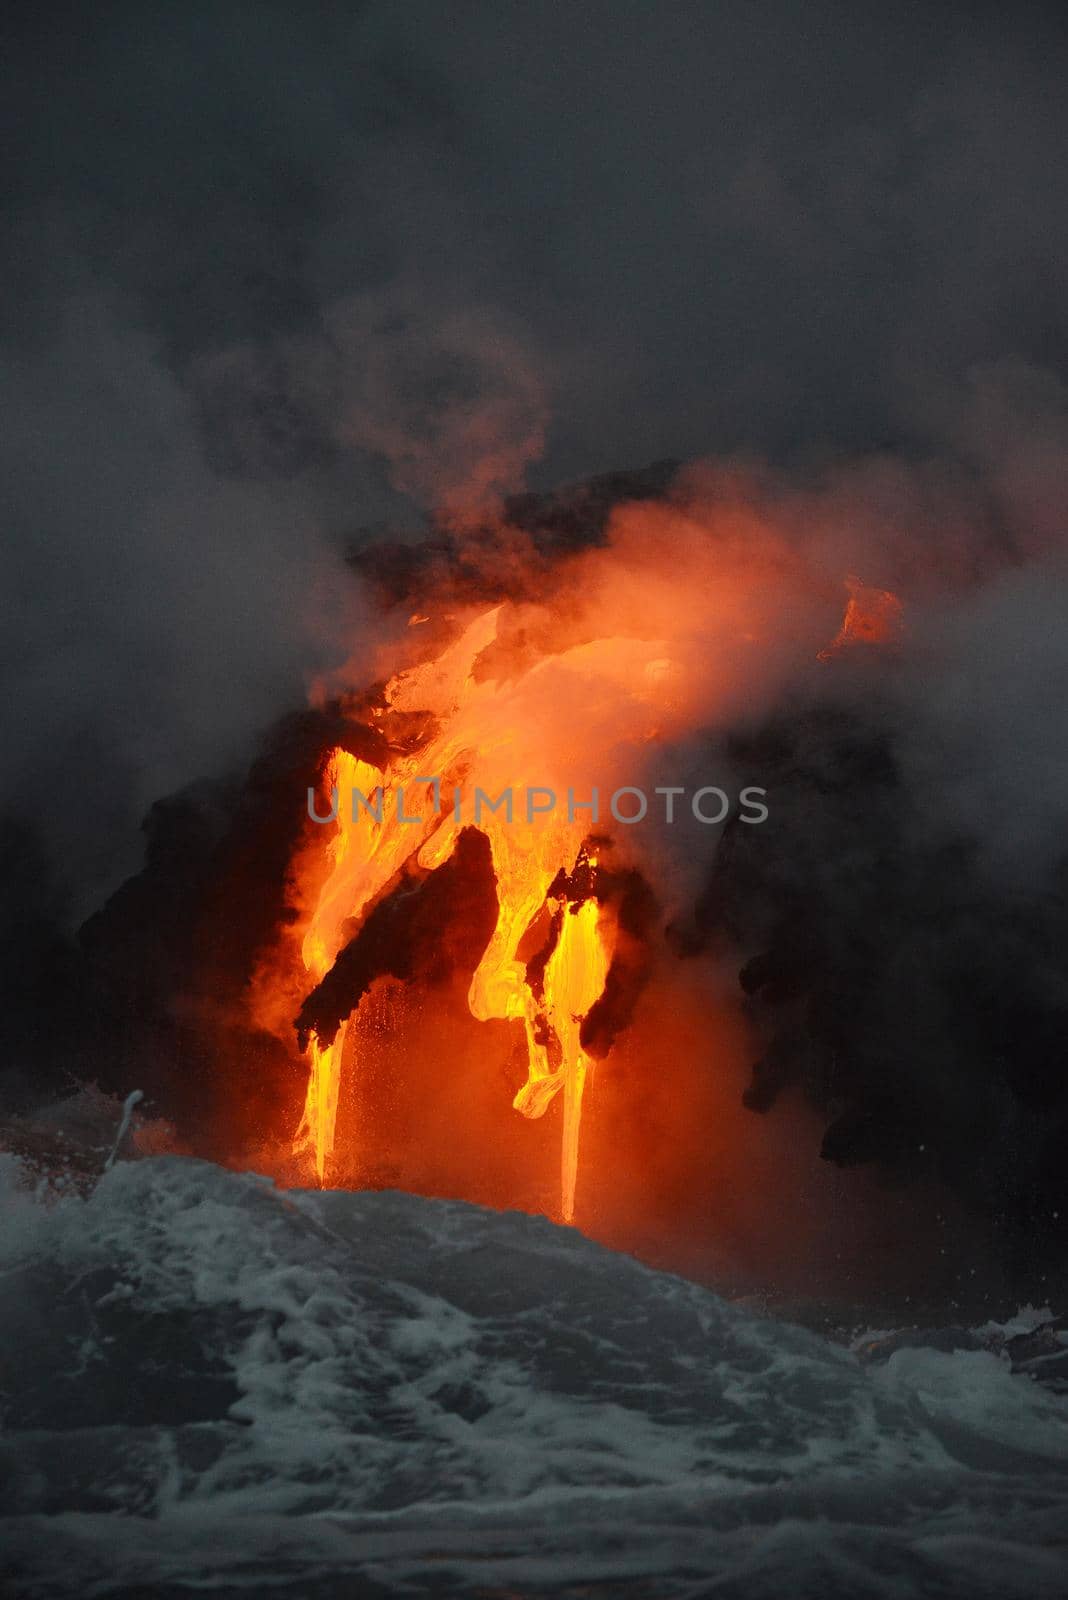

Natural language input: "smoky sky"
[2,0,1067,915]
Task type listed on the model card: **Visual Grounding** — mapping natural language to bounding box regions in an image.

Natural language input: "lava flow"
[287,605,633,1220]
[251,493,903,1225]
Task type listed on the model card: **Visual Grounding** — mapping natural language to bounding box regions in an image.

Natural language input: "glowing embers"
[817,576,903,660]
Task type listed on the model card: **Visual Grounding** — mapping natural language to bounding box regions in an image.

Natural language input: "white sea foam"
[1,1156,1066,1596]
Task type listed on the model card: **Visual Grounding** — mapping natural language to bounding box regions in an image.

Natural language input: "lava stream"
[291,607,624,1218]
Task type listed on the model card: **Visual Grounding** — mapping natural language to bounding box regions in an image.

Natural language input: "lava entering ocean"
[285,605,655,1220]
[248,496,897,1225]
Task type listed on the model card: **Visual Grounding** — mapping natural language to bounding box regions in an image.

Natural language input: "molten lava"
[254,497,905,1227]
[289,608,631,1220]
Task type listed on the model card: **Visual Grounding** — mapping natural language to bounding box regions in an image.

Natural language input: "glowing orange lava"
[256,496,905,1225]
[290,607,638,1220]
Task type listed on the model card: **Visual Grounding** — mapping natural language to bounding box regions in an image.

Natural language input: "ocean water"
[1,1154,1066,1597]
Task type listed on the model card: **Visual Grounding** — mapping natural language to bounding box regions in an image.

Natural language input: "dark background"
[3,0,1067,911]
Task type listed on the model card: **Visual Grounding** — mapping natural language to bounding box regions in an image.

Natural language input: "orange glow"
[287,609,631,1218]
[249,495,905,1226]
[817,575,903,659]
[295,1026,348,1183]
[534,893,615,1220]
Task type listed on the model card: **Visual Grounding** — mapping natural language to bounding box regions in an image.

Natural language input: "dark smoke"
[4,3,1067,917]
